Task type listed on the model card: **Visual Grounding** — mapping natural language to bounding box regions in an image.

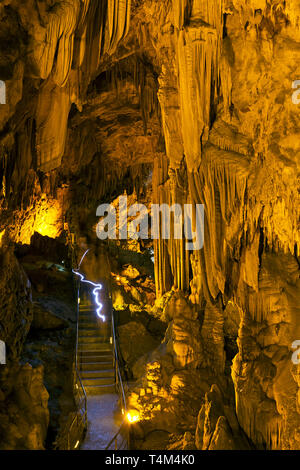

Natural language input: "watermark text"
[96,196,205,251]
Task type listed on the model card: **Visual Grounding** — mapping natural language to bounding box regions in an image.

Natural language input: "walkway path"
[80,394,123,450]
[77,297,124,449]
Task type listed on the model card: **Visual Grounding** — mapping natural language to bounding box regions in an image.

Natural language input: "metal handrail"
[105,419,128,450]
[71,276,128,450]
[75,278,88,421]
[66,276,88,450]
[106,309,130,450]
[112,310,127,412]
[67,245,129,450]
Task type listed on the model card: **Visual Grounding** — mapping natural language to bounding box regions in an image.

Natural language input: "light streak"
[73,269,105,322]
[73,249,105,322]
[73,270,105,321]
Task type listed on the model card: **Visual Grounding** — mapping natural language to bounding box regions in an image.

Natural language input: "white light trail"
[73,269,105,322]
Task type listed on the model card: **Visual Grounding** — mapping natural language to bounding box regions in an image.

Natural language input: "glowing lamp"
[127,411,140,423]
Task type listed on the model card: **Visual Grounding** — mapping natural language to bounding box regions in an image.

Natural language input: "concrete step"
[85,383,116,395]
[78,321,102,325]
[78,350,112,358]
[79,322,111,333]
[78,336,110,344]
[79,308,97,313]
[78,323,99,328]
[78,329,110,343]
[81,369,114,379]
[79,317,111,324]
[82,376,115,386]
[78,328,104,334]
[78,343,112,352]
[79,327,110,335]
[79,318,110,326]
[80,355,113,364]
[80,361,113,371]
[79,314,97,319]
[79,309,111,316]
[79,313,111,319]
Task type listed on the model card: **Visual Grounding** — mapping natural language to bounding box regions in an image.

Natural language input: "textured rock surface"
[118,321,159,372]
[0,0,299,451]
[0,246,32,360]
[0,363,49,450]
[31,302,69,330]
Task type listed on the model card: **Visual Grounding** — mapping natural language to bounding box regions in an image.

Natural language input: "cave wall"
[128,0,300,450]
[0,244,50,449]
[0,0,299,450]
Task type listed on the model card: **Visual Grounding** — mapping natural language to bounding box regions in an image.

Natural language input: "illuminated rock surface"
[0,0,299,450]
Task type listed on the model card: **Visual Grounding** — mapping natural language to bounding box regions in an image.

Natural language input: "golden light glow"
[16,197,63,245]
[34,200,62,239]
[74,440,80,449]
[0,229,5,247]
[126,410,140,423]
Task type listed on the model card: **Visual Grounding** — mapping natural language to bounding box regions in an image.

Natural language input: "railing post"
[128,423,130,451]
[68,272,88,451]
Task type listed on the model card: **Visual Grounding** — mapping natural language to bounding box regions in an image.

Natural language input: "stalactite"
[36,79,71,172]
[186,142,250,301]
[106,0,132,55]
[32,1,81,87]
[152,155,191,298]
[153,155,173,297]
[177,0,223,170]
[209,120,252,156]
[72,0,91,69]
[139,68,159,134]
[172,0,192,30]
[30,0,133,173]
[157,70,184,169]
[79,0,107,84]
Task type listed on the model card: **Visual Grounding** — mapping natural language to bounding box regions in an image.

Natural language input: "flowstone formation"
[0,0,299,451]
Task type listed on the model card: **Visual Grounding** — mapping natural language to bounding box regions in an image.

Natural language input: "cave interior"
[0,0,299,452]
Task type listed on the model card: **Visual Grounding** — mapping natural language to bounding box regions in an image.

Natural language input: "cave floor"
[80,394,124,450]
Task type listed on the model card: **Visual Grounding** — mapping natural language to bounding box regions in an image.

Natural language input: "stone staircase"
[78,302,115,395]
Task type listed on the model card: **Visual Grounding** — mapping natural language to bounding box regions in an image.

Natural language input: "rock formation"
[0,0,299,451]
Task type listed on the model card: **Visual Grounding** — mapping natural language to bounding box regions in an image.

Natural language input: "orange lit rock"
[15,197,63,245]
[0,0,300,452]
